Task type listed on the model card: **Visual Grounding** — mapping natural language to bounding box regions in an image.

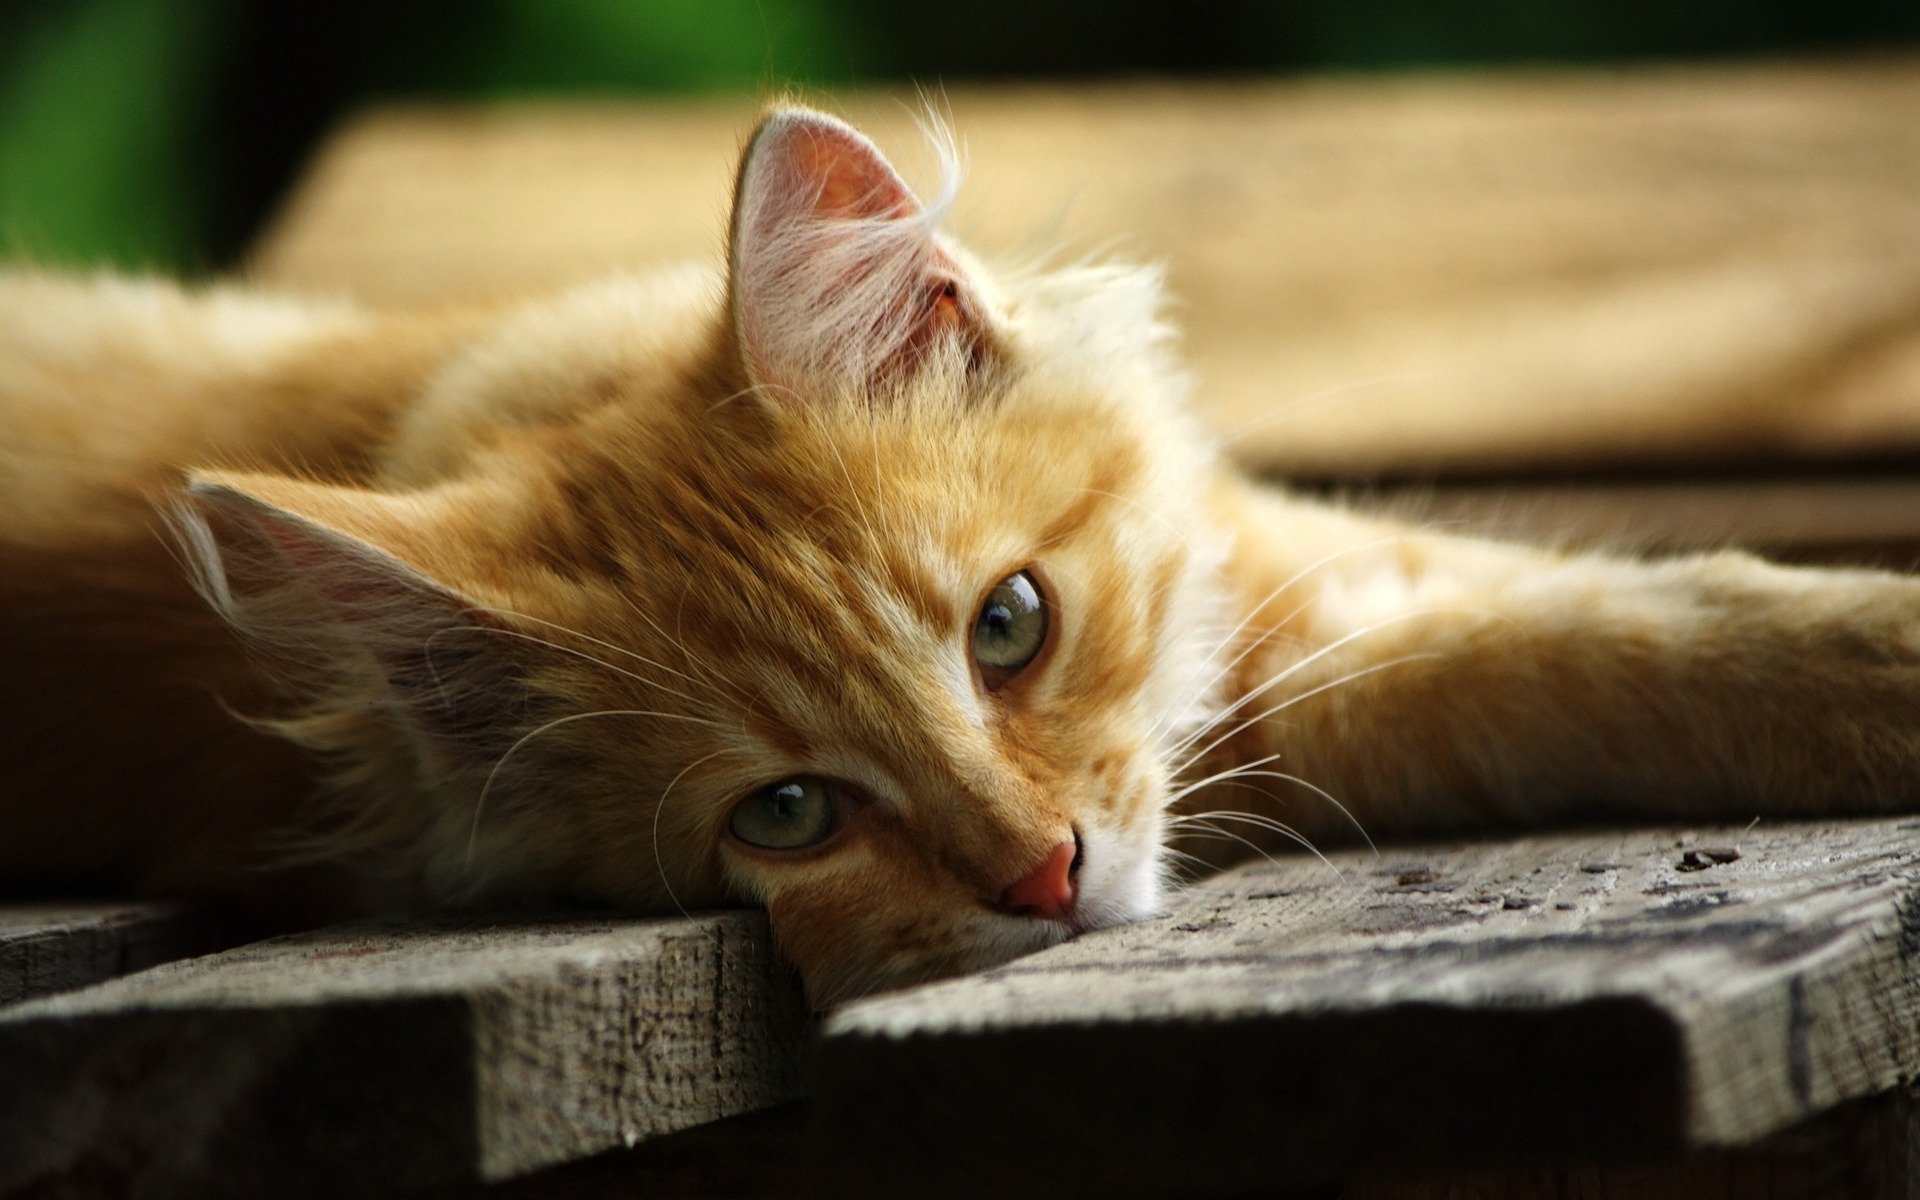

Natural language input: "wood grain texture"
[0,902,232,1007]
[818,818,1920,1196]
[0,912,806,1198]
[247,60,1920,480]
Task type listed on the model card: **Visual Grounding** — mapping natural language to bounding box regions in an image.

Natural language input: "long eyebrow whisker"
[650,748,729,919]
[435,623,710,711]
[470,606,718,698]
[608,591,755,709]
[466,707,716,869]
[1077,487,1198,556]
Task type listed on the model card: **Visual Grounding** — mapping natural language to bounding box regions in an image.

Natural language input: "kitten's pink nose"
[997,839,1079,921]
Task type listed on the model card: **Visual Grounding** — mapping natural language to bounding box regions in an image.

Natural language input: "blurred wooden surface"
[1354,474,1920,569]
[250,58,1920,486]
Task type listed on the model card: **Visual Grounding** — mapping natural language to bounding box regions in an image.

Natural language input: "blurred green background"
[3,0,1916,275]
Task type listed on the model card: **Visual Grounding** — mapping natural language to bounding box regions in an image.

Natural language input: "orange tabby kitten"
[5,106,1919,1004]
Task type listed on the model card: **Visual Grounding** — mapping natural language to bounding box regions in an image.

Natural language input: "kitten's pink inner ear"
[729,107,982,398]
[184,480,522,755]
[186,481,469,628]
[771,115,921,223]
[747,112,921,225]
[248,506,463,628]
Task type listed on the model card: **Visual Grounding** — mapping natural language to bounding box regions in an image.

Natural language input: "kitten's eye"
[728,777,841,851]
[972,570,1048,689]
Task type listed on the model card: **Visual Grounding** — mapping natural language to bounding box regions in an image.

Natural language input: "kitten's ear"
[727,106,990,399]
[176,475,524,758]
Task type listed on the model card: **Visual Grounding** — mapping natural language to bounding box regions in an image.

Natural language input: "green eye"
[729,777,841,851]
[972,570,1048,688]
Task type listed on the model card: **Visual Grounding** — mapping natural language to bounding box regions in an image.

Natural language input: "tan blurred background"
[8,3,1920,560]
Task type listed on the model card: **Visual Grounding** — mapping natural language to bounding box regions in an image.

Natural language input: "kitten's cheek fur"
[743,813,1164,1003]
[754,844,1073,1003]
[1075,816,1170,929]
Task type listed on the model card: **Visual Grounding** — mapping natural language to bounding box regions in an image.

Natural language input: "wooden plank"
[246,60,1920,480]
[0,901,232,1007]
[0,912,806,1197]
[816,817,1920,1196]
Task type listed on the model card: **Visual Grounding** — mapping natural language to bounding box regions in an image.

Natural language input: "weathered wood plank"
[0,912,806,1197]
[818,818,1920,1196]
[0,901,232,1007]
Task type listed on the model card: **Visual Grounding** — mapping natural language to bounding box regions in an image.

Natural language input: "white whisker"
[1079,488,1196,555]
[1152,536,1419,753]
[608,591,755,708]
[442,622,710,712]
[1169,815,1333,876]
[466,707,716,868]
[650,748,728,923]
[1144,535,1414,750]
[1181,771,1378,858]
[1173,623,1459,779]
[820,434,884,558]
[472,607,716,699]
[1170,802,1338,875]
[1216,371,1437,443]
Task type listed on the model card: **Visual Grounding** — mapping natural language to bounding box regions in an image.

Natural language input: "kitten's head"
[181,106,1228,1003]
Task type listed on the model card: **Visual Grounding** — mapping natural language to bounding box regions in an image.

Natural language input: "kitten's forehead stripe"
[532,465,630,584]
[883,551,957,633]
[1034,453,1135,553]
[744,704,815,763]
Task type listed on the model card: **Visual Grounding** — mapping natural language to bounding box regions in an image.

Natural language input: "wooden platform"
[10,820,1920,1197]
[0,902,231,1008]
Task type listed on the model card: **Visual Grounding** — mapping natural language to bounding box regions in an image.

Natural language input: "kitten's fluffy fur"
[6,107,1920,1003]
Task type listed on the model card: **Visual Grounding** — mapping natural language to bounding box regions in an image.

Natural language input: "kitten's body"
[0,276,473,916]
[7,109,1920,1000]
